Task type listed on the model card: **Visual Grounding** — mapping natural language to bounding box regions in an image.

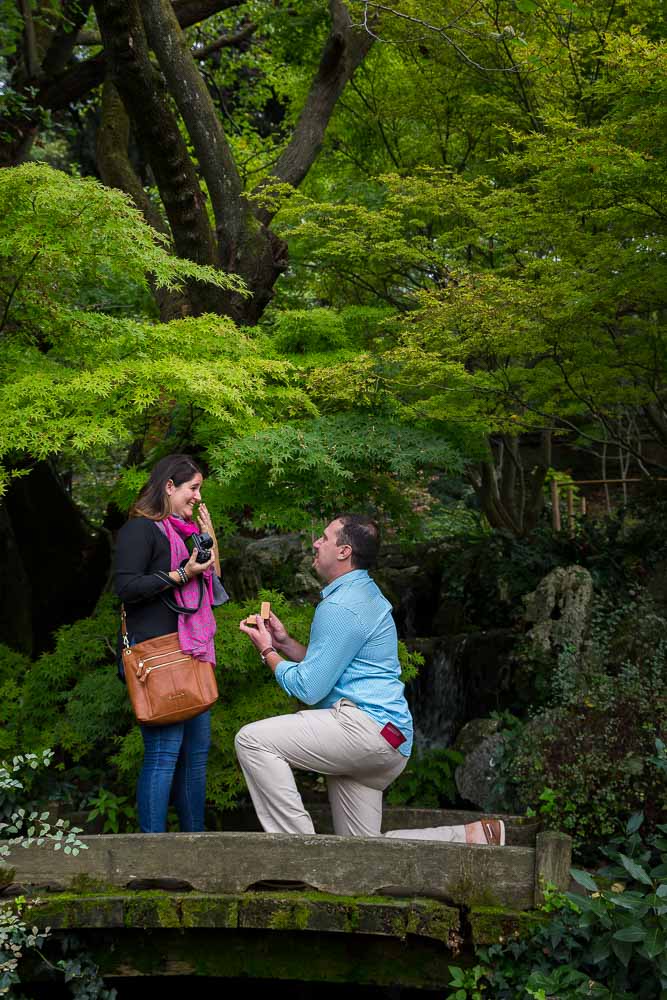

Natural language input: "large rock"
[220,533,320,601]
[522,565,594,656]
[453,719,508,812]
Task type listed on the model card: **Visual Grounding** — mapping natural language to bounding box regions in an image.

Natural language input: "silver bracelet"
[177,566,188,586]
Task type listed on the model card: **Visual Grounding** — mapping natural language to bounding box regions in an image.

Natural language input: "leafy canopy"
[0,164,310,494]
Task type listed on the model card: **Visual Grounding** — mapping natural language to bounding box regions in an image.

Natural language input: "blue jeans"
[137,710,211,832]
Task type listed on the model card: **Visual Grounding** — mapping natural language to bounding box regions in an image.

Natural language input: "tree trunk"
[469,431,550,537]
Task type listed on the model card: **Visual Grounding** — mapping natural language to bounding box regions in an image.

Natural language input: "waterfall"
[407,636,468,750]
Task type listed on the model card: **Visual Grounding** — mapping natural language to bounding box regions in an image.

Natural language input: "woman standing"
[115,454,227,833]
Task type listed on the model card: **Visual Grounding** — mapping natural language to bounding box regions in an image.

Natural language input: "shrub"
[385,748,464,808]
[447,814,667,1000]
[501,591,667,855]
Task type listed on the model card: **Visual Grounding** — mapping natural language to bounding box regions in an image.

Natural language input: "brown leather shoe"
[481,819,506,846]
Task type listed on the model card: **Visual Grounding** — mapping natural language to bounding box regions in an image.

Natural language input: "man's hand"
[268,611,289,647]
[239,615,274,654]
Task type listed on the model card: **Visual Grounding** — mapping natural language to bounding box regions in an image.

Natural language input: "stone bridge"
[1,809,571,989]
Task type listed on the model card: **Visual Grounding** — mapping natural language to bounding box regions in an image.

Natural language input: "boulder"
[453,717,501,757]
[220,533,320,601]
[453,719,508,812]
[522,565,594,656]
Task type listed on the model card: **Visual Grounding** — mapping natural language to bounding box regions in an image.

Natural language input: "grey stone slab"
[2,831,537,908]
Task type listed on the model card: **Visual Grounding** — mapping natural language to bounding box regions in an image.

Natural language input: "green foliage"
[386,748,464,808]
[0,752,114,999]
[0,164,304,496]
[208,413,463,533]
[0,751,85,858]
[446,815,667,999]
[85,788,137,835]
[501,592,667,853]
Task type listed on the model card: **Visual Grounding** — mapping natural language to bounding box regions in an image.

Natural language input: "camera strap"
[153,571,205,616]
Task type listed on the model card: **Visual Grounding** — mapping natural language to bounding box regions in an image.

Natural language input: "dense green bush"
[447,814,667,1000]
[499,592,667,854]
[385,748,464,809]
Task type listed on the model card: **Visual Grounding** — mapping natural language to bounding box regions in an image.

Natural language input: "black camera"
[191,531,214,564]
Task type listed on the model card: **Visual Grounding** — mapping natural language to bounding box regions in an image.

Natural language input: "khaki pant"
[384,824,467,842]
[235,699,408,837]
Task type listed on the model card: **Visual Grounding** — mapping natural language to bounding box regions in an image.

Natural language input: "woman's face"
[166,473,203,520]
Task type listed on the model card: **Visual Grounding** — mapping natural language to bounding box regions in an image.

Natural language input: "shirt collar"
[320,568,369,599]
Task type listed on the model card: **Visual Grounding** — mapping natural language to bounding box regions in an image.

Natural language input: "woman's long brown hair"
[129,454,203,521]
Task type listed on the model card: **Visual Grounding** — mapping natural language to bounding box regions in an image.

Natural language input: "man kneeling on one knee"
[236,514,504,847]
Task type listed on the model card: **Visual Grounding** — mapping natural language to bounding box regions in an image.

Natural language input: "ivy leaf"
[590,935,611,963]
[642,926,665,959]
[611,938,633,966]
[619,854,653,886]
[613,925,646,942]
[626,812,644,835]
[570,868,598,891]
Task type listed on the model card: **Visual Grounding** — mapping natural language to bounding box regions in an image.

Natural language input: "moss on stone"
[180,895,238,928]
[68,874,114,894]
[122,893,180,928]
[342,905,360,933]
[468,905,544,945]
[445,879,503,908]
[267,903,312,931]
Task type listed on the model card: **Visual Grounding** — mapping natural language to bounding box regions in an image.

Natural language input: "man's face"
[312,518,351,582]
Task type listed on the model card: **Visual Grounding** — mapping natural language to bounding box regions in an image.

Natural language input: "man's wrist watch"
[260,645,276,664]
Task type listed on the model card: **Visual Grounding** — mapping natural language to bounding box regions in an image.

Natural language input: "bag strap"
[120,603,131,653]
[119,573,204,655]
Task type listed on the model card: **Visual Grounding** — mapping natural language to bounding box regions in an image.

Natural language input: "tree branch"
[41,1,92,79]
[256,0,376,224]
[140,0,244,250]
[41,0,246,111]
[95,78,188,321]
[193,21,257,59]
[139,0,286,321]
[92,0,217,284]
[19,0,40,80]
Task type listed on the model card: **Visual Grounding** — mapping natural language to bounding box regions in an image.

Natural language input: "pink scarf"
[158,516,216,665]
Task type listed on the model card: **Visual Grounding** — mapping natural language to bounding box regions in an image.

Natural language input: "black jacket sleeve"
[115,518,173,605]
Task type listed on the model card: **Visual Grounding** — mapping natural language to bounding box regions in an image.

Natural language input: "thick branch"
[140,0,244,248]
[172,0,242,22]
[41,1,92,79]
[92,0,216,280]
[19,0,40,80]
[95,79,187,321]
[193,21,257,59]
[139,0,287,321]
[256,0,375,223]
[41,0,245,111]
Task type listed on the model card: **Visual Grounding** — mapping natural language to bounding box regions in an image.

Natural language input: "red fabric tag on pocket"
[380,722,406,749]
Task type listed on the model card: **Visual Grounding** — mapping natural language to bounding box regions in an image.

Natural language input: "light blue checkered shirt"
[274,569,413,757]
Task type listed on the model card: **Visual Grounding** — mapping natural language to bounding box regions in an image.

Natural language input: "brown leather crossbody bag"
[120,591,218,726]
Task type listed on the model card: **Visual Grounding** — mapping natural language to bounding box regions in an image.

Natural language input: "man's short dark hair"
[334,513,380,570]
